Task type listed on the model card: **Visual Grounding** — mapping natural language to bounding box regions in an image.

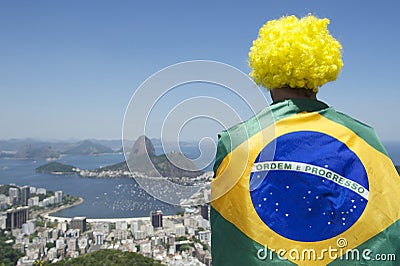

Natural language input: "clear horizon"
[1,138,400,147]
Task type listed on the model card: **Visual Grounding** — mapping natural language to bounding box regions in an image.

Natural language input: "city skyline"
[0,182,212,265]
[1,1,399,141]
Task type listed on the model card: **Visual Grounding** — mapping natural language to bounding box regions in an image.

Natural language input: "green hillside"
[35,162,76,174]
[44,249,163,265]
[64,140,113,155]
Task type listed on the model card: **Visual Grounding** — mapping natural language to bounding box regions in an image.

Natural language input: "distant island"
[63,139,114,155]
[0,139,118,160]
[35,136,203,180]
[35,162,79,175]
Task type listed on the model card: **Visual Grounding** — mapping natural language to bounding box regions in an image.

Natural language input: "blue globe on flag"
[250,131,369,241]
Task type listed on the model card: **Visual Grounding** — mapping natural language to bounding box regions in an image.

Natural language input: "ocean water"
[383,141,400,166]
[0,154,181,218]
[0,142,398,219]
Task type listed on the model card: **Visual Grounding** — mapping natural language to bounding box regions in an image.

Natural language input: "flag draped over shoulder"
[211,99,400,265]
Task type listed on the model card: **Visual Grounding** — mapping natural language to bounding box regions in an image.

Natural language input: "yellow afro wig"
[248,14,343,92]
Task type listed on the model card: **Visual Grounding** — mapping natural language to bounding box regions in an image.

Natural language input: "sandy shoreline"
[41,197,177,223]
[40,196,84,220]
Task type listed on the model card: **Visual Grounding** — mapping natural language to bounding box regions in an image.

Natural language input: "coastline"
[40,197,84,220]
[39,196,179,223]
[44,212,178,223]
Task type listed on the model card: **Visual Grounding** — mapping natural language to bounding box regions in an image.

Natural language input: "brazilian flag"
[211,99,400,265]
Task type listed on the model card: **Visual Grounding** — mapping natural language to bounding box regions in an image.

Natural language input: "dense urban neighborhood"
[0,183,212,265]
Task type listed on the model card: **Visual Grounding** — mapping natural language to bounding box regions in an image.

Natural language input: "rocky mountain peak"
[130,135,155,157]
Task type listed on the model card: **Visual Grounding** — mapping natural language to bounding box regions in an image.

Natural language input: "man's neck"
[270,87,317,102]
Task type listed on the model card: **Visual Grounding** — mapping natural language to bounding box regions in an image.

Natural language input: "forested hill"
[46,249,164,265]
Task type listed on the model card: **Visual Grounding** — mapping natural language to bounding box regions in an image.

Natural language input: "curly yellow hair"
[248,15,343,92]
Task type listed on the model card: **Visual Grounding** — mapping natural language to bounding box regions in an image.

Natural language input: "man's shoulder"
[320,108,388,156]
[329,110,375,131]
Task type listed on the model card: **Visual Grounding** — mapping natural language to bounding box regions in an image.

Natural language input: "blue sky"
[1,1,399,141]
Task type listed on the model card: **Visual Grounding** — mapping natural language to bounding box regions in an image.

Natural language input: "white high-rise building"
[55,191,63,204]
[56,238,65,250]
[0,194,7,209]
[22,220,36,235]
[115,230,128,240]
[67,238,78,252]
[58,221,68,233]
[20,186,30,206]
[47,196,55,205]
[130,221,139,233]
[78,237,88,253]
[0,215,6,230]
[175,224,186,236]
[36,188,46,195]
[139,220,153,236]
[29,187,36,194]
[198,230,211,243]
[28,196,39,207]
[115,220,128,231]
[133,230,146,240]
[184,216,197,229]
[92,222,110,234]
[8,187,18,206]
